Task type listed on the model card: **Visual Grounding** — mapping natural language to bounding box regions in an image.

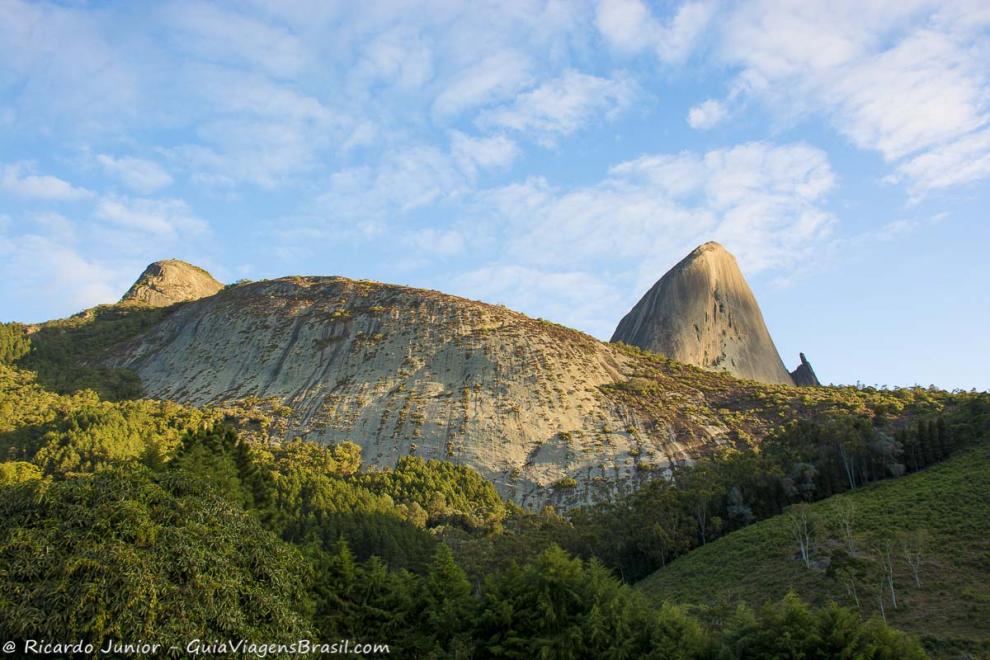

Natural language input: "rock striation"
[789,353,821,386]
[103,273,807,509]
[611,242,794,385]
[120,260,224,307]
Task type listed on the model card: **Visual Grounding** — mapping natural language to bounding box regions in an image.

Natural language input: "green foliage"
[170,425,266,508]
[475,545,709,659]
[0,461,41,485]
[359,455,509,531]
[0,322,30,364]
[18,304,173,400]
[0,466,312,647]
[0,350,981,654]
[421,544,476,656]
[0,365,212,476]
[721,593,925,659]
[560,403,987,584]
[637,446,990,655]
[272,438,362,477]
[270,454,438,572]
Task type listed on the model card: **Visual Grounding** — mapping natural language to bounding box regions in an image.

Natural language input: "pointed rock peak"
[120,259,224,307]
[611,242,795,385]
[790,352,821,387]
[692,241,728,255]
[677,241,729,263]
[671,241,740,273]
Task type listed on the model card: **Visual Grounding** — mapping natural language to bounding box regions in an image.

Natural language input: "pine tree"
[422,544,475,656]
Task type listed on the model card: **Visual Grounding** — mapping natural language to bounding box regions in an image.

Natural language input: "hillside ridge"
[24,259,915,510]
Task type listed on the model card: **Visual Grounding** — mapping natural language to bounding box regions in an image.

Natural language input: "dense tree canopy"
[0,323,30,365]
[0,467,312,647]
[0,358,973,655]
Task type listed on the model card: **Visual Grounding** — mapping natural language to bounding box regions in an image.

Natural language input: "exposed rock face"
[790,353,821,386]
[106,275,786,509]
[611,242,795,385]
[120,260,224,307]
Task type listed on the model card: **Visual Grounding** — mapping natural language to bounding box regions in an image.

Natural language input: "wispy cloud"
[596,0,715,62]
[716,0,990,194]
[96,155,173,194]
[94,197,208,240]
[454,141,836,334]
[454,264,623,338]
[0,231,127,318]
[450,131,520,177]
[477,70,638,144]
[687,99,728,129]
[432,51,533,118]
[1,163,92,201]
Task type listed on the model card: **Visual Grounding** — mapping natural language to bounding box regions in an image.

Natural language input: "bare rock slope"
[611,242,795,385]
[120,259,224,307]
[105,270,823,509]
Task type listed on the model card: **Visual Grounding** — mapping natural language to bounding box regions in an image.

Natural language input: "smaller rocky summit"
[120,259,224,307]
[789,352,821,386]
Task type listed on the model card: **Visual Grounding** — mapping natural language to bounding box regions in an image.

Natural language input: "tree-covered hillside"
[2,314,988,656]
[0,357,942,657]
[636,447,990,657]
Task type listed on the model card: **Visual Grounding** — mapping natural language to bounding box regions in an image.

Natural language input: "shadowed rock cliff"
[611,242,794,385]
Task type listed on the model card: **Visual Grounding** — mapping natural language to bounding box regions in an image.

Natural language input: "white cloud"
[320,145,465,224]
[875,219,920,242]
[419,141,837,339]
[94,197,208,240]
[30,212,76,243]
[687,99,727,129]
[477,70,637,143]
[171,117,341,189]
[596,0,715,63]
[354,26,434,91]
[453,264,623,338]
[0,0,140,129]
[450,131,520,176]
[1,163,92,201]
[164,2,307,78]
[186,65,332,122]
[96,155,173,193]
[0,232,124,318]
[475,142,835,289]
[409,228,465,257]
[893,127,990,195]
[718,1,990,193]
[432,51,533,118]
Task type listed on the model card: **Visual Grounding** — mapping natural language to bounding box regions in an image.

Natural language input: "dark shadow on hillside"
[18,303,177,401]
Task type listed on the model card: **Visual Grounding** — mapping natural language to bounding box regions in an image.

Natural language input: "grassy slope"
[636,446,990,654]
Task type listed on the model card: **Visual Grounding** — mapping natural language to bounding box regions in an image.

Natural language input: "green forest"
[1,320,988,657]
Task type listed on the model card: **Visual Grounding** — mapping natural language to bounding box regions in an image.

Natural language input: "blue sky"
[1,0,988,390]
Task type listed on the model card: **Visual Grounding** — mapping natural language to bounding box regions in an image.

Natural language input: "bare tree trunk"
[835,499,856,554]
[788,504,814,568]
[695,505,707,545]
[840,570,860,609]
[901,534,924,587]
[878,541,898,609]
[876,580,887,624]
[837,443,857,490]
